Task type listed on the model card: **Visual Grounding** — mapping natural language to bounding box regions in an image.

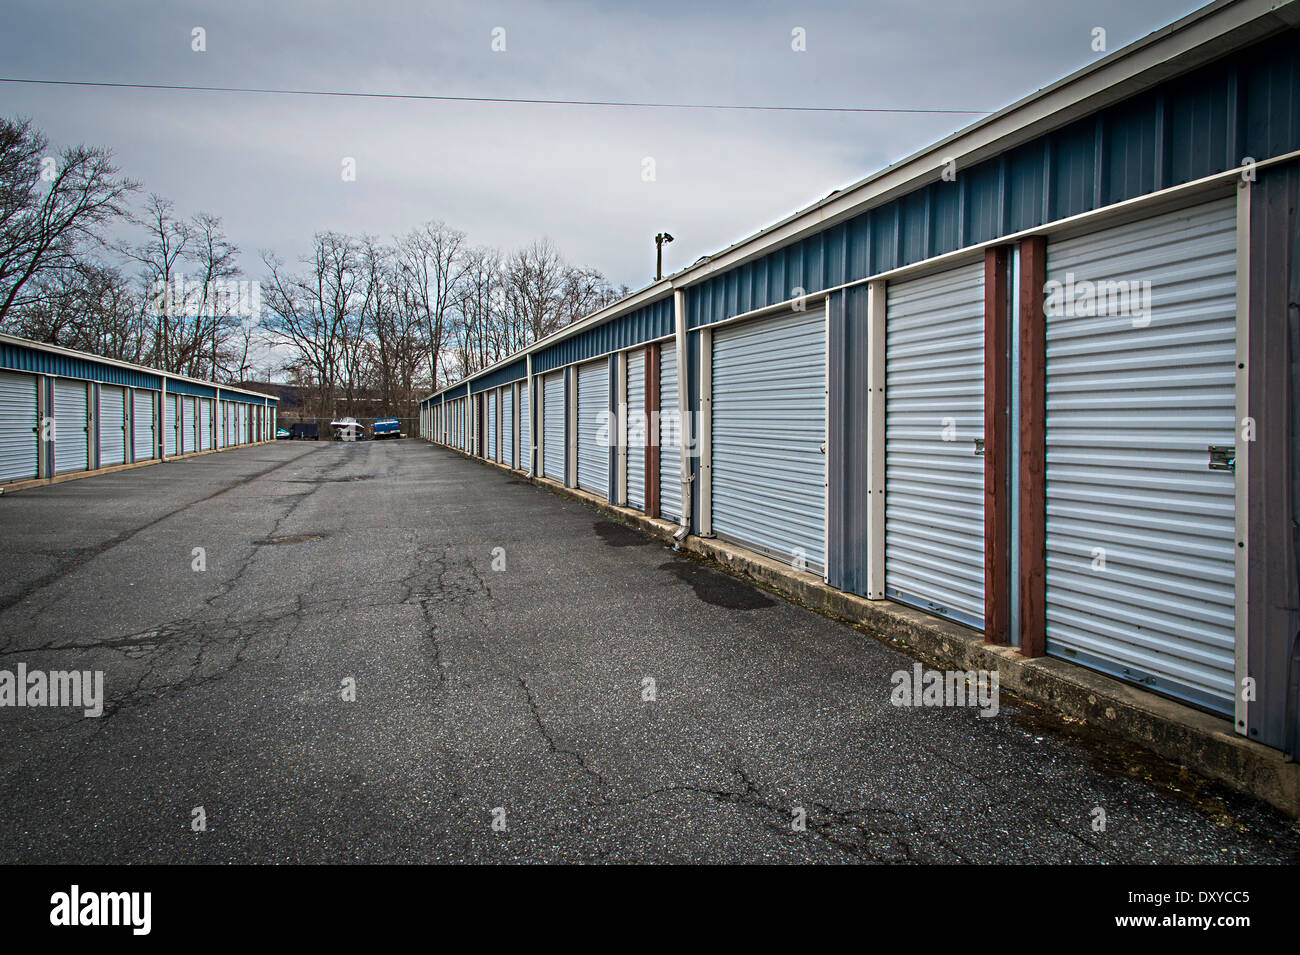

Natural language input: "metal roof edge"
[0,332,279,401]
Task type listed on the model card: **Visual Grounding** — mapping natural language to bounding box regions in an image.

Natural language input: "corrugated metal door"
[577,360,608,496]
[99,385,127,467]
[487,391,498,460]
[218,401,227,447]
[1044,197,1237,714]
[712,309,827,570]
[54,379,89,474]
[238,404,248,443]
[181,396,195,454]
[520,381,531,471]
[165,394,177,455]
[885,261,986,628]
[132,390,155,460]
[502,387,515,468]
[626,349,646,510]
[543,372,565,481]
[0,370,38,483]
[659,347,682,521]
[199,398,212,450]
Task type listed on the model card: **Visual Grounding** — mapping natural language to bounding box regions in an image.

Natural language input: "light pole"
[655,232,674,281]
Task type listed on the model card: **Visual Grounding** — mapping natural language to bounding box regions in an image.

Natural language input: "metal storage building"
[0,333,278,491]
[420,0,1300,756]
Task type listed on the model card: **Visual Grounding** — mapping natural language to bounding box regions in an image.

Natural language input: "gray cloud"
[0,0,1202,291]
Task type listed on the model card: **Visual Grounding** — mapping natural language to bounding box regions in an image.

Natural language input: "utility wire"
[0,77,988,114]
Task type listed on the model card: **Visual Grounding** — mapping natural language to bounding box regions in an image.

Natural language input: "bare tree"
[396,221,468,391]
[0,116,137,325]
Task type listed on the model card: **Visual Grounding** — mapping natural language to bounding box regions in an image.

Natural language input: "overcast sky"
[1,0,1203,293]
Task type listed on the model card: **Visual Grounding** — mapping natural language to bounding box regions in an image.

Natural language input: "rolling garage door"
[885,261,985,628]
[98,385,127,467]
[543,372,565,481]
[576,359,608,496]
[181,396,195,454]
[0,371,39,483]
[1044,197,1237,714]
[132,390,155,461]
[199,398,213,450]
[487,390,498,461]
[626,349,646,510]
[659,347,682,521]
[502,387,515,468]
[218,401,228,448]
[238,404,248,444]
[520,381,532,472]
[165,394,178,455]
[54,379,89,474]
[712,309,827,571]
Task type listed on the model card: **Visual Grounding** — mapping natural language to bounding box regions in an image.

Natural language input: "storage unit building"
[0,334,278,489]
[417,1,1300,755]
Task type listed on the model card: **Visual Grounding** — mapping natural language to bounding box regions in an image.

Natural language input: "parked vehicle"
[275,427,290,440]
[289,423,319,440]
[372,417,402,440]
[330,417,365,441]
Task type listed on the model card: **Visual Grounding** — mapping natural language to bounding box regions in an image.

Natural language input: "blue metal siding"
[683,33,1298,331]
[532,296,673,374]
[0,341,161,389]
[470,357,527,393]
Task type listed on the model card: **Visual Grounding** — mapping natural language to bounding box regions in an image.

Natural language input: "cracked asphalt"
[0,439,1296,864]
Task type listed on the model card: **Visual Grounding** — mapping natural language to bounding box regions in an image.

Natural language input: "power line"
[0,77,988,115]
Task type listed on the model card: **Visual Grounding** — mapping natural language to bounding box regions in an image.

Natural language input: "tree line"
[0,115,628,423]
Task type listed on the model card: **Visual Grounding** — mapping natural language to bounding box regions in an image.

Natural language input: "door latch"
[973,438,985,457]
[1208,445,1235,472]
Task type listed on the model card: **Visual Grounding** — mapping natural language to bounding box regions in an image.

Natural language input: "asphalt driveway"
[0,440,1294,863]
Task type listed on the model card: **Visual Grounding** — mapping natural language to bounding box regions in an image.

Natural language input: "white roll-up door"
[239,404,248,443]
[132,390,156,461]
[1044,197,1237,714]
[712,309,827,571]
[659,348,682,521]
[626,349,646,510]
[0,370,39,483]
[199,398,212,450]
[520,382,532,471]
[502,387,515,468]
[98,385,127,467]
[885,261,985,628]
[165,394,177,456]
[487,390,498,460]
[54,379,89,474]
[181,396,195,454]
[577,359,609,497]
[542,372,565,481]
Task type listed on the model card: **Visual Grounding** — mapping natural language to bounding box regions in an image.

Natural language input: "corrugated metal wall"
[0,371,39,482]
[659,348,682,521]
[884,261,986,628]
[627,349,646,510]
[133,390,155,460]
[711,309,827,571]
[543,372,565,480]
[1044,197,1238,714]
[576,360,608,495]
[54,380,88,474]
[99,385,127,466]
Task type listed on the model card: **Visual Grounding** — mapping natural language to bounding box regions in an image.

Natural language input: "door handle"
[1208,445,1235,471]
[973,438,985,457]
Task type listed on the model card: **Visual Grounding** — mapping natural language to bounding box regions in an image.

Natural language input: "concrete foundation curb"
[440,442,1300,818]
